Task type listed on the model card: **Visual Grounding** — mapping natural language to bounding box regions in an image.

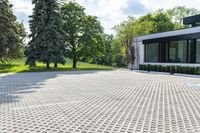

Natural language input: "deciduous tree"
[61,2,104,68]
[167,6,200,29]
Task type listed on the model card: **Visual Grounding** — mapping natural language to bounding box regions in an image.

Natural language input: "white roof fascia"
[134,27,200,43]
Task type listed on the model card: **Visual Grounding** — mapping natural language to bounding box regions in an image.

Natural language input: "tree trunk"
[46,62,50,69]
[54,63,57,68]
[73,57,77,68]
[72,44,77,69]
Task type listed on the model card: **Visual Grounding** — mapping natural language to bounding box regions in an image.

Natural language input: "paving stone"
[0,70,200,132]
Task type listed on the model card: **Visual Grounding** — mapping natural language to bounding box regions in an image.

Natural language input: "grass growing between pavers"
[0,58,115,73]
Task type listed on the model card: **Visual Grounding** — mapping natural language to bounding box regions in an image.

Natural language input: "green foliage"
[139,64,200,75]
[157,65,162,72]
[152,65,157,71]
[135,10,175,34]
[166,6,200,29]
[0,0,26,62]
[161,66,166,72]
[195,67,200,75]
[113,10,175,67]
[139,64,147,70]
[25,0,65,68]
[114,17,136,66]
[113,7,199,68]
[92,34,113,66]
[147,64,151,72]
[112,63,117,68]
[61,2,104,68]
[139,64,143,70]
[196,67,200,75]
[169,66,176,74]
[111,39,126,67]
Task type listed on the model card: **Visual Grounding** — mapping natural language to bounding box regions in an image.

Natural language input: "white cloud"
[10,0,33,15]
[140,0,200,11]
[10,0,200,35]
[76,0,128,34]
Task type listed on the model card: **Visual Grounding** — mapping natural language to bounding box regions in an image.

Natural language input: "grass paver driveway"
[0,70,200,132]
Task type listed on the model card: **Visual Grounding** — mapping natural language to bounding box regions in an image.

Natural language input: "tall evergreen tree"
[25,0,65,69]
[0,0,25,62]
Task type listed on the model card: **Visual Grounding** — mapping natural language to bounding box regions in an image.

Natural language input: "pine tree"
[25,0,65,69]
[0,0,25,62]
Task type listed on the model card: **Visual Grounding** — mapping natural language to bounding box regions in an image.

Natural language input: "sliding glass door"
[169,41,187,63]
[145,43,159,62]
[145,39,200,64]
[196,39,200,63]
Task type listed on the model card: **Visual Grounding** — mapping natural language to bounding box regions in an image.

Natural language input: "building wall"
[128,27,200,70]
[128,41,144,69]
[129,40,200,70]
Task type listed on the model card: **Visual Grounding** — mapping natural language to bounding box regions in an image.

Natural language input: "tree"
[167,6,200,29]
[61,2,104,68]
[0,0,26,62]
[114,11,175,66]
[114,17,136,67]
[111,38,126,67]
[25,0,65,69]
[135,11,174,34]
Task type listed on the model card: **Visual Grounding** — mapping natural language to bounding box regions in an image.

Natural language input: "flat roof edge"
[134,27,200,42]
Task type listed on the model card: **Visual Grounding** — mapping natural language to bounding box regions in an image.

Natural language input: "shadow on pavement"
[0,70,101,105]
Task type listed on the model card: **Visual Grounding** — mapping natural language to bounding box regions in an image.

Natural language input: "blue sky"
[10,0,200,34]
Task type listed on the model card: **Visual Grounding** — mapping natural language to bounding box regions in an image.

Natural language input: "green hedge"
[139,64,200,75]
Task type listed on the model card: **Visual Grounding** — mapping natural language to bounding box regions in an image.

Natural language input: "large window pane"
[169,40,187,63]
[145,43,159,62]
[196,39,200,63]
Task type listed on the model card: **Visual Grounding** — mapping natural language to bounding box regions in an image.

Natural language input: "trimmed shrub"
[197,69,200,75]
[177,66,182,73]
[143,65,147,71]
[157,65,162,72]
[147,64,151,72]
[170,66,175,74]
[166,66,170,72]
[161,66,166,72]
[182,67,187,74]
[196,67,200,75]
[185,67,190,74]
[152,65,157,71]
[190,67,195,75]
[138,64,199,75]
[139,64,143,70]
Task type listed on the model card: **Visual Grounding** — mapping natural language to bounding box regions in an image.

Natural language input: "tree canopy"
[25,0,65,68]
[166,6,200,29]
[2,1,200,70]
[113,6,200,67]
[61,2,104,68]
[0,0,26,62]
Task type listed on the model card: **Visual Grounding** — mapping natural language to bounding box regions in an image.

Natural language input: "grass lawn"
[0,58,115,73]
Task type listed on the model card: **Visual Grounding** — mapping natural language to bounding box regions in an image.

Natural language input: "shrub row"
[139,64,200,75]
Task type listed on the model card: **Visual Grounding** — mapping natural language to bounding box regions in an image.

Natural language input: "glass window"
[195,22,200,27]
[196,39,200,63]
[169,40,187,63]
[145,43,159,62]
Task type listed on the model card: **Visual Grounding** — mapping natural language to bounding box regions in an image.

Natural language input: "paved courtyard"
[0,70,200,133]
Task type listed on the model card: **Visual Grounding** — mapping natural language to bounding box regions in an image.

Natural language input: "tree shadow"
[0,64,20,73]
[19,67,114,73]
[0,70,102,105]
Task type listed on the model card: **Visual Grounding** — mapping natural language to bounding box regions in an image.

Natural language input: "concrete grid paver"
[0,70,200,132]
